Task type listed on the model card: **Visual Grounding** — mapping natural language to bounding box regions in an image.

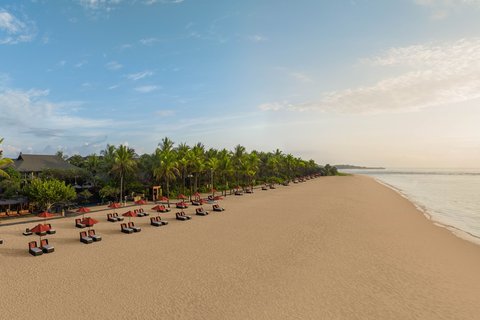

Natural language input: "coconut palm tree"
[206,156,219,196]
[0,138,13,178]
[111,145,137,204]
[153,148,179,203]
[217,149,233,195]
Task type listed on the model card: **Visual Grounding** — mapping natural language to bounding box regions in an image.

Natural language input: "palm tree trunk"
[120,174,123,205]
[166,179,170,208]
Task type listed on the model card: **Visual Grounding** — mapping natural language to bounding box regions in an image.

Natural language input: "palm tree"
[111,145,137,204]
[218,149,233,195]
[190,143,205,192]
[0,138,13,178]
[153,148,179,204]
[206,157,219,196]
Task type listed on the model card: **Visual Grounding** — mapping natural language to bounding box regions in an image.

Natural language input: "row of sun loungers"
[23,224,56,236]
[121,222,141,234]
[28,239,54,256]
[107,213,125,222]
[150,216,168,227]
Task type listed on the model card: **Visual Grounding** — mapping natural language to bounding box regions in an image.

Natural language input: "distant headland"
[334,164,386,170]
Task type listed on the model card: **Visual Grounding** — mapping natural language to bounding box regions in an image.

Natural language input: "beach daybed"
[28,241,43,256]
[107,213,118,222]
[195,208,209,216]
[128,222,141,232]
[120,223,134,234]
[80,231,93,244]
[40,239,55,253]
[212,204,224,212]
[75,218,86,229]
[46,223,56,235]
[176,211,191,221]
[88,229,102,242]
[23,228,33,236]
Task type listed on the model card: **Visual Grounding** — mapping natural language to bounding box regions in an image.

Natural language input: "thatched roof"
[12,154,79,173]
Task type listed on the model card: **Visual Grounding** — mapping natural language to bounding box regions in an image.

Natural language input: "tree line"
[0,137,338,209]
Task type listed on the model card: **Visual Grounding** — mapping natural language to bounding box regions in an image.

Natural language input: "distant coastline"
[335,164,386,170]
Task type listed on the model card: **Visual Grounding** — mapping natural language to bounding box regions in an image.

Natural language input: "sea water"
[343,168,480,245]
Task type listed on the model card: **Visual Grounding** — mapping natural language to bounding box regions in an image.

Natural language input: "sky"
[1,0,480,168]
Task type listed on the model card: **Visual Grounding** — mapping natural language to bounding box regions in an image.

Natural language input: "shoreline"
[366,174,480,246]
[1,175,480,319]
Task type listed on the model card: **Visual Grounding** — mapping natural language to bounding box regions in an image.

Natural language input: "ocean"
[343,168,480,245]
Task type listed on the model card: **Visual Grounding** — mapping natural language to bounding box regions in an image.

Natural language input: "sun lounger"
[134,209,145,217]
[139,208,149,216]
[176,211,191,221]
[80,231,93,244]
[113,213,124,221]
[176,202,188,209]
[195,208,209,216]
[261,186,268,190]
[46,223,56,235]
[75,218,86,229]
[7,211,19,217]
[212,204,225,212]
[19,209,30,216]
[128,222,141,232]
[121,223,134,234]
[23,228,33,236]
[0,239,3,245]
[88,229,102,242]
[28,241,43,256]
[150,217,163,227]
[0,211,7,218]
[245,189,253,193]
[107,213,118,222]
[40,238,55,253]
[155,216,168,225]
[234,190,243,196]
[191,200,201,206]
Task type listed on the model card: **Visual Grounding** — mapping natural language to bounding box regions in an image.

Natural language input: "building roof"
[12,154,79,173]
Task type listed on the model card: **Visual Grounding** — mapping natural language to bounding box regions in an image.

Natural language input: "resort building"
[12,153,80,179]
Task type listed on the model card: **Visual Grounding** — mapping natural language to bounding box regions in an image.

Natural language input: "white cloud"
[139,37,159,45]
[290,72,312,83]
[135,85,159,93]
[106,61,123,70]
[248,34,267,42]
[0,9,36,44]
[260,38,480,114]
[127,70,154,81]
[144,0,184,4]
[414,0,480,18]
[155,109,175,116]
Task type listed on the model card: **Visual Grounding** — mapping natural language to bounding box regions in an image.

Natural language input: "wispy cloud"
[139,37,159,45]
[414,0,480,19]
[155,109,175,116]
[0,9,36,44]
[127,70,154,81]
[144,0,185,4]
[135,85,159,93]
[106,60,123,70]
[260,38,480,114]
[290,72,312,83]
[248,34,267,43]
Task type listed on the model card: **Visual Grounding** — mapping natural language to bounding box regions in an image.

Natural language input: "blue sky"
[1,0,480,167]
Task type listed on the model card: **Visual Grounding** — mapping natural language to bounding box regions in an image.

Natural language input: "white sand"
[1,175,480,319]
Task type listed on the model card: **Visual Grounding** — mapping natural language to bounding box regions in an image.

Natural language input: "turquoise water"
[344,168,480,244]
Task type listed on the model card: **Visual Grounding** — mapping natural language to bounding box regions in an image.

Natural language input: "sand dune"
[1,175,480,319]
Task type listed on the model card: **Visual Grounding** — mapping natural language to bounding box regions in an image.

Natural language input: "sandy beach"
[1,175,480,319]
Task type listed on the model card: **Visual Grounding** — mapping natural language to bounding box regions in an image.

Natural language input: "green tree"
[25,178,76,211]
[0,138,13,178]
[153,147,179,201]
[111,145,137,203]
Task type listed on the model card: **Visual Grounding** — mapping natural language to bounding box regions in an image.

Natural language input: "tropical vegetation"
[0,136,340,210]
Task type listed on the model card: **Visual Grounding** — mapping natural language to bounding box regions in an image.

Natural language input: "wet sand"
[1,175,480,319]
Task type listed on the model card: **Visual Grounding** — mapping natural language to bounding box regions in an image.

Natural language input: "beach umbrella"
[177,194,187,200]
[108,202,122,214]
[30,224,51,243]
[135,199,147,206]
[80,217,98,229]
[76,207,91,219]
[159,196,169,202]
[37,211,54,222]
[122,210,137,222]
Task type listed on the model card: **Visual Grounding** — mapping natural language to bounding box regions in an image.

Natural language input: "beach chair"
[19,209,30,216]
[0,239,3,245]
[156,216,168,225]
[195,207,209,216]
[23,228,33,236]
[245,188,253,193]
[139,208,149,216]
[75,218,86,229]
[212,204,224,212]
[46,223,56,235]
[40,238,55,253]
[121,223,134,234]
[158,205,170,212]
[107,213,118,222]
[128,222,141,232]
[28,241,43,256]
[7,211,19,217]
[176,211,191,221]
[113,213,124,221]
[0,211,7,218]
[234,190,243,196]
[261,185,268,190]
[150,217,163,227]
[88,229,102,242]
[191,200,201,206]
[80,231,93,244]
[176,202,188,209]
